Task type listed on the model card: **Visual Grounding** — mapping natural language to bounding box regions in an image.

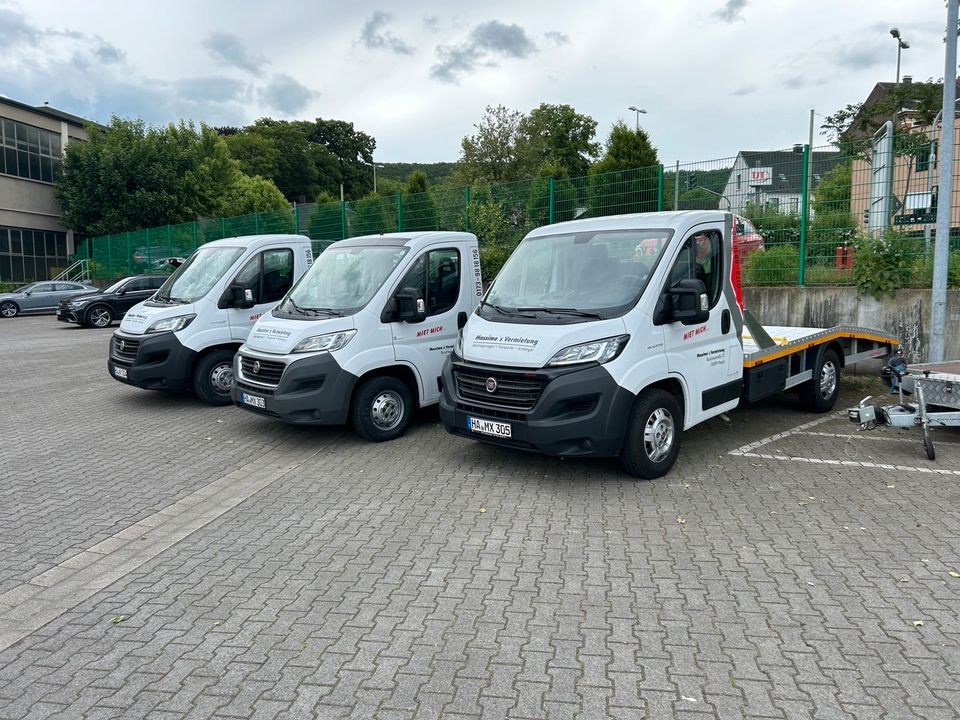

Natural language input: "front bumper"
[57,304,81,324]
[439,355,635,458]
[107,330,196,392]
[231,349,357,425]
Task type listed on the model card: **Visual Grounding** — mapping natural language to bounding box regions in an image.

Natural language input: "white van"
[439,212,895,478]
[232,231,482,441]
[108,234,313,404]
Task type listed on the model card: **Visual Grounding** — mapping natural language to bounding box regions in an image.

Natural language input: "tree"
[402,171,437,231]
[516,103,600,178]
[456,105,525,184]
[591,121,659,173]
[246,119,319,202]
[221,174,290,216]
[809,161,856,261]
[304,119,377,199]
[222,131,280,180]
[57,117,243,235]
[822,78,944,143]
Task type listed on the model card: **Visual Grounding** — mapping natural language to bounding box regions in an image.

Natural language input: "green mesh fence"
[86,131,960,289]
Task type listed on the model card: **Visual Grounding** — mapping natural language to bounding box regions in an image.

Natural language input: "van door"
[658,226,742,426]
[225,248,296,341]
[389,246,464,405]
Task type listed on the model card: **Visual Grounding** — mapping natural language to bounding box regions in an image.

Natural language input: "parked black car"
[57,274,168,328]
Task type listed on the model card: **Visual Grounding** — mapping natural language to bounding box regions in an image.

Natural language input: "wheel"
[923,425,935,461]
[799,348,841,412]
[619,389,683,479]
[85,304,114,328]
[0,301,19,318]
[192,349,236,406]
[351,376,413,442]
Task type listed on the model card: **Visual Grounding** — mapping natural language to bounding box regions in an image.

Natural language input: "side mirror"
[116,287,127,296]
[395,287,426,323]
[457,311,468,330]
[23,290,31,296]
[654,279,709,326]
[219,285,255,309]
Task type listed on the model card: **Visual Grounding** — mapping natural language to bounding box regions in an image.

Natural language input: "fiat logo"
[485,377,498,393]
[118,340,125,351]
[252,360,261,374]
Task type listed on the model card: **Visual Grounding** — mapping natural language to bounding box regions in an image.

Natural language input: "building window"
[916,142,936,172]
[0,226,69,282]
[0,117,62,183]
[790,198,799,214]
[736,174,742,190]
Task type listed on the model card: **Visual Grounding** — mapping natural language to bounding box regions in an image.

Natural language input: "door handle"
[721,309,731,335]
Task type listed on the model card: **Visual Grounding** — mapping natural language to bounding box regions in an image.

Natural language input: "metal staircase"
[53,259,92,283]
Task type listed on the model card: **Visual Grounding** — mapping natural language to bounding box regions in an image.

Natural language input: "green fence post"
[464,186,470,232]
[548,178,555,224]
[192,221,198,249]
[396,194,402,232]
[254,212,260,234]
[294,204,300,234]
[126,232,132,274]
[220,217,225,239]
[340,201,347,239]
[798,144,810,286]
[166,224,172,255]
[657,165,664,211]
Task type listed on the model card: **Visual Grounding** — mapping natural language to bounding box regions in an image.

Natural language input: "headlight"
[546,335,629,367]
[454,331,463,357]
[291,330,357,353]
[145,314,196,334]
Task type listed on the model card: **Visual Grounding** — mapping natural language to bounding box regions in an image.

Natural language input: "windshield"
[154,246,245,304]
[276,245,408,317]
[483,228,674,320]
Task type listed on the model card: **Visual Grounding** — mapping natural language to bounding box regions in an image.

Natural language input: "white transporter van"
[232,231,482,441]
[439,211,895,478]
[108,234,313,404]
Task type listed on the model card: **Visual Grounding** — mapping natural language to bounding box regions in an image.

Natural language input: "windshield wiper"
[285,299,344,317]
[515,306,605,319]
[480,300,537,318]
[168,297,191,305]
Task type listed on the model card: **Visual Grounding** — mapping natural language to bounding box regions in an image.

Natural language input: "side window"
[232,255,261,305]
[35,283,56,293]
[427,249,460,315]
[261,249,294,303]
[667,230,723,308]
[394,248,460,317]
[125,278,149,292]
[397,255,428,300]
[148,276,167,290]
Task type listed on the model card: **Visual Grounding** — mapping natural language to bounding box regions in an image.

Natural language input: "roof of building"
[844,79,960,140]
[0,95,99,129]
[735,150,844,193]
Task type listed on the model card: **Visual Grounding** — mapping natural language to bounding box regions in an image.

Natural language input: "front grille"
[454,367,544,411]
[240,356,285,386]
[112,336,140,363]
[235,380,275,397]
[456,402,526,423]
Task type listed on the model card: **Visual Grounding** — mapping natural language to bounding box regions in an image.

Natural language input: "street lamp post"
[364,160,385,193]
[890,27,910,85]
[627,106,647,132]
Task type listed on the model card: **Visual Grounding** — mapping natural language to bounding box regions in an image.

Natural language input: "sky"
[0,0,952,165]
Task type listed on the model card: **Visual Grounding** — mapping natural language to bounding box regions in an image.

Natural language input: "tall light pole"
[364,160,385,193]
[627,106,647,132]
[890,27,910,85]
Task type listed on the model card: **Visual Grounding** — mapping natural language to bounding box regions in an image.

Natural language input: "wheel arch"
[634,376,687,425]
[191,343,242,374]
[351,364,420,417]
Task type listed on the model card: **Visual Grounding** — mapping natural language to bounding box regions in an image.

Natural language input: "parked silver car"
[0,281,100,318]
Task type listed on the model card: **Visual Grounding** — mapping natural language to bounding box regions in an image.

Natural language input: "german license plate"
[241,392,266,409]
[113,366,128,379]
[467,416,511,438]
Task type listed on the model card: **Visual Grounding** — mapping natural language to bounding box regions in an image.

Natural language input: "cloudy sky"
[0,0,951,165]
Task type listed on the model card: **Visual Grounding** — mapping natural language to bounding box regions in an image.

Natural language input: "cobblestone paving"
[0,316,958,719]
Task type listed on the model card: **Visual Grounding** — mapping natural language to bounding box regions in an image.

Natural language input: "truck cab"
[108,234,313,404]
[440,211,744,478]
[232,231,482,441]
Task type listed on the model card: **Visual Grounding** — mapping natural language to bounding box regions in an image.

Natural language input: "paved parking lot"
[0,315,958,719]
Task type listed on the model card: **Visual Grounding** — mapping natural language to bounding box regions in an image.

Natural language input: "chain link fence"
[84,131,960,289]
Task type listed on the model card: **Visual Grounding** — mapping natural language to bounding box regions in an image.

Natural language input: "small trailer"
[848,360,960,460]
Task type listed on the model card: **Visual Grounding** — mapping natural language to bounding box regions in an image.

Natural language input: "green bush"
[852,229,922,299]
[913,249,960,288]
[743,246,799,285]
[479,242,516,282]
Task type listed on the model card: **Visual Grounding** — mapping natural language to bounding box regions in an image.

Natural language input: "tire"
[799,348,841,412]
[193,349,236,406]
[923,425,935,461]
[0,301,19,318]
[85,304,114,328]
[619,389,683,479]
[351,376,413,442]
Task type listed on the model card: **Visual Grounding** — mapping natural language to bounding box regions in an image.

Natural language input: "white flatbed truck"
[439,211,897,478]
